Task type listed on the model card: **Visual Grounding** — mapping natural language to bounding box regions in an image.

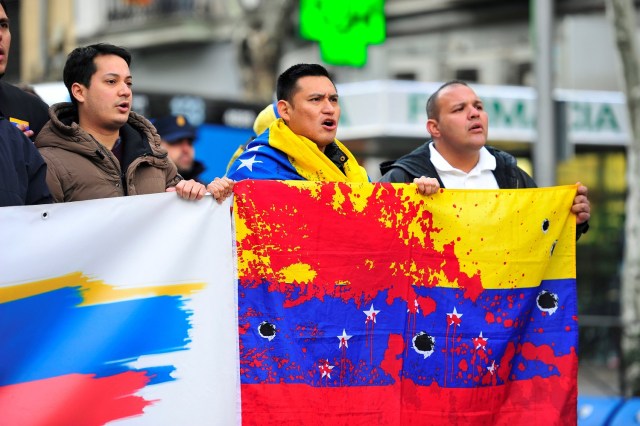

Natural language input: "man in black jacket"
[0,0,50,140]
[379,80,590,236]
[0,116,51,206]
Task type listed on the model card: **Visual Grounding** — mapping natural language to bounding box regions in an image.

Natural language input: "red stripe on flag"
[241,373,576,426]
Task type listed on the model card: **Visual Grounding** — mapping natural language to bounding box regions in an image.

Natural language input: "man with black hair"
[35,43,215,203]
[0,0,50,139]
[224,63,368,182]
[379,80,590,237]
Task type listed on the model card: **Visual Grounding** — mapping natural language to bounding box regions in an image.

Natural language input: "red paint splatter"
[459,359,469,372]
[380,334,404,382]
[416,296,437,317]
[339,343,348,385]
[445,307,463,386]
[239,322,250,335]
[365,304,380,364]
[485,312,495,323]
[235,182,487,308]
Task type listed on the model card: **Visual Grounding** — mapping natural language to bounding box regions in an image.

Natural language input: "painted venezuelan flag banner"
[0,194,239,425]
[234,181,578,425]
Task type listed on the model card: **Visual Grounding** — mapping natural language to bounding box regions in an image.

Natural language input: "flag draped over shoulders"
[234,181,578,425]
[226,118,369,182]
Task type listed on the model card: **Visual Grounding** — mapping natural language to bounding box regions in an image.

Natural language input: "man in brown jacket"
[35,43,227,202]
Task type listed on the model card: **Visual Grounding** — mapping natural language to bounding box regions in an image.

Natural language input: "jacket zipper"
[94,140,127,195]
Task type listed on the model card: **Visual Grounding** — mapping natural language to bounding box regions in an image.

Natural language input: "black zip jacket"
[379,141,588,238]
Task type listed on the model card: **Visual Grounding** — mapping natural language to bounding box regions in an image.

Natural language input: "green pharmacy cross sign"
[299,0,386,67]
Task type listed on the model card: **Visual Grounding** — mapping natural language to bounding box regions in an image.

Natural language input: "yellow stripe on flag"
[386,185,576,289]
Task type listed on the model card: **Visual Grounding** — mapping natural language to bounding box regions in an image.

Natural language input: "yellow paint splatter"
[347,183,377,213]
[331,187,346,212]
[277,263,317,284]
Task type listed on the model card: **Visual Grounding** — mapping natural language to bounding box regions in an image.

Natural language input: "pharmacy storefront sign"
[337,81,629,147]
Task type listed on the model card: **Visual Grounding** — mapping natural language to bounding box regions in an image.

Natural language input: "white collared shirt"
[429,142,499,189]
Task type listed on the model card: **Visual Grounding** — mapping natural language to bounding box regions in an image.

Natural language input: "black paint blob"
[412,331,435,359]
[542,218,550,233]
[536,290,559,315]
[258,321,277,341]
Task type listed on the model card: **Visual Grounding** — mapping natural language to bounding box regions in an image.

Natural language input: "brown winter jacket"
[36,103,181,202]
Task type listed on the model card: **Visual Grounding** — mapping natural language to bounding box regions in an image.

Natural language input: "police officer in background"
[154,114,206,183]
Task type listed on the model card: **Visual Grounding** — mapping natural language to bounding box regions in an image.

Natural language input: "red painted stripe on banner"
[0,372,153,425]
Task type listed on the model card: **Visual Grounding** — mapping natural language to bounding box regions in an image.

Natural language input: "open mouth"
[469,122,483,132]
[117,101,130,112]
[322,119,336,129]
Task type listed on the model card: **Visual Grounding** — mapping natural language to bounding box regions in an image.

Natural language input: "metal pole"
[533,0,556,187]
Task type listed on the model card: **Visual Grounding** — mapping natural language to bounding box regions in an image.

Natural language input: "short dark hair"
[63,43,132,106]
[426,80,470,120]
[276,63,334,102]
[0,1,7,16]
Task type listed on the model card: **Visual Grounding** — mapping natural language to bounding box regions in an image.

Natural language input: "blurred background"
[5,0,638,422]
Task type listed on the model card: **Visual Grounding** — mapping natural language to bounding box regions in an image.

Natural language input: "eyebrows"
[306,91,339,99]
[101,72,132,80]
[447,97,483,109]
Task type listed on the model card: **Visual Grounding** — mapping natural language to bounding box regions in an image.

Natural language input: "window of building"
[454,68,479,82]
[394,72,417,81]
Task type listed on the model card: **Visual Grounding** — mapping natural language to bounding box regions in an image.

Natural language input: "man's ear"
[277,100,290,123]
[71,82,86,104]
[427,118,440,138]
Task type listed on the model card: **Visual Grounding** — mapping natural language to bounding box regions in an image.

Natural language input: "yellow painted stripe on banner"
[0,272,205,306]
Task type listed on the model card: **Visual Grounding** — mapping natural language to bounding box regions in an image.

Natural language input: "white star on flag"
[363,304,380,323]
[236,155,262,172]
[320,361,334,378]
[487,360,498,375]
[245,145,263,153]
[338,329,352,349]
[407,299,419,313]
[447,306,463,326]
[472,331,488,350]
